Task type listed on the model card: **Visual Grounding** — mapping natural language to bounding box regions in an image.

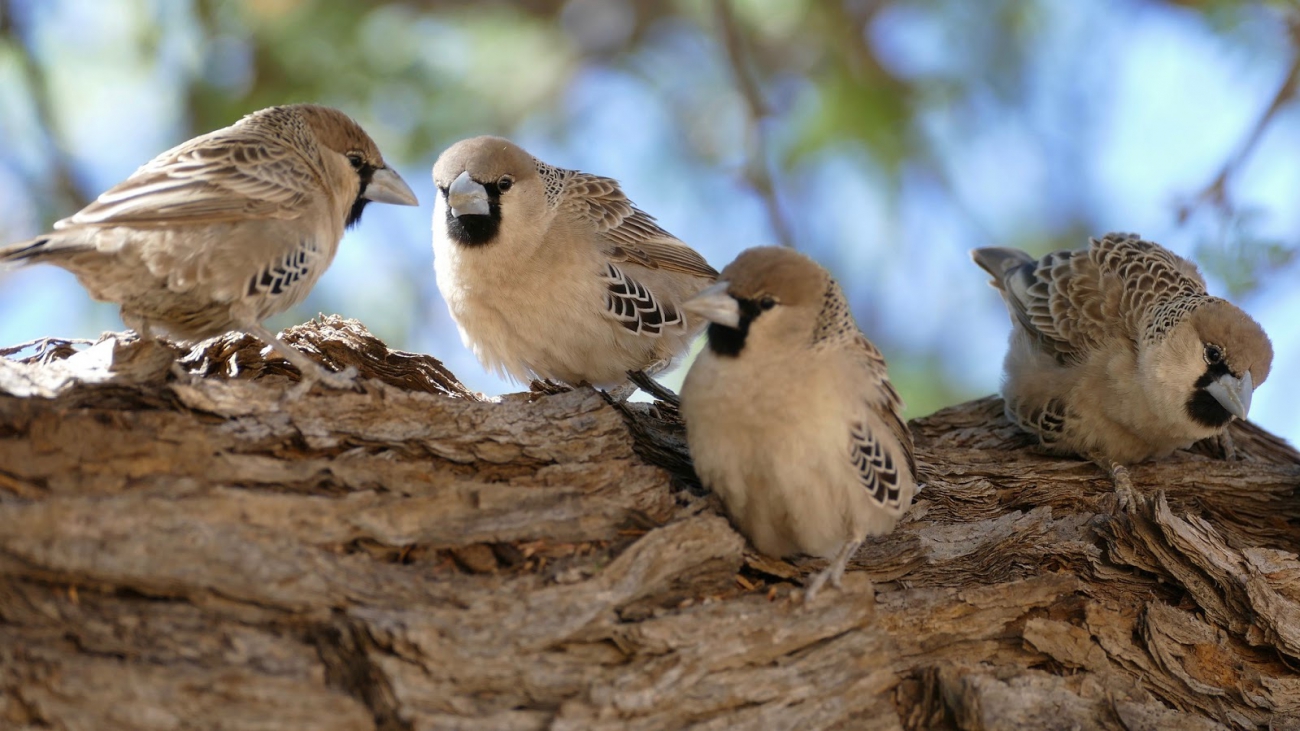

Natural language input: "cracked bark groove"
[1,317,1299,730]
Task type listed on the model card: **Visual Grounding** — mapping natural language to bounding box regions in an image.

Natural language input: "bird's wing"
[600,262,686,337]
[848,334,915,512]
[57,130,321,228]
[562,172,718,280]
[978,234,1213,365]
[1089,232,1209,337]
[974,245,1109,364]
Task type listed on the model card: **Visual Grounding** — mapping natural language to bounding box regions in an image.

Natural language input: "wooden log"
[0,317,1297,730]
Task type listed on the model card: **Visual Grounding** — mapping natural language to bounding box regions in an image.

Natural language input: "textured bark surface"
[1,317,1298,730]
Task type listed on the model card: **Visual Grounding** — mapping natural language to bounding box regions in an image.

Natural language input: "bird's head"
[433,136,548,248]
[684,246,829,358]
[290,104,418,228]
[1152,299,1272,429]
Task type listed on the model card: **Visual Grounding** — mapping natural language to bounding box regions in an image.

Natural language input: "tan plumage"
[973,232,1273,487]
[1,103,417,392]
[430,136,717,389]
[679,247,917,600]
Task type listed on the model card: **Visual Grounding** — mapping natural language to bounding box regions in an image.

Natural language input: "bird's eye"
[758,296,777,310]
[1203,343,1224,365]
[347,153,364,169]
[497,175,514,192]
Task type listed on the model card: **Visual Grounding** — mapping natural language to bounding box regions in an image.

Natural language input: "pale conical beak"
[683,281,740,329]
[1205,370,1254,420]
[363,167,419,206]
[447,170,490,217]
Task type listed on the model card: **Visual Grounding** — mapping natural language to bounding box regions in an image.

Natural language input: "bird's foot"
[315,364,359,390]
[168,360,200,386]
[626,369,681,407]
[804,567,832,603]
[803,539,862,603]
[1217,429,1240,461]
[1107,462,1137,513]
[240,321,357,400]
[605,382,638,402]
[285,364,358,400]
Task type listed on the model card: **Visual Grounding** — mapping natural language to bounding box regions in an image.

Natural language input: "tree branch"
[712,0,797,249]
[1178,12,1300,223]
[2,318,1300,728]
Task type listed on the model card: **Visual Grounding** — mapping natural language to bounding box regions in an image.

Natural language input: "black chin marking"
[446,211,500,246]
[705,298,764,358]
[347,164,378,229]
[442,180,504,247]
[1186,361,1235,429]
[346,198,370,229]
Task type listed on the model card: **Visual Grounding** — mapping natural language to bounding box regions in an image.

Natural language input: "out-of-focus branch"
[712,0,797,249]
[1,1,90,222]
[1178,14,1300,223]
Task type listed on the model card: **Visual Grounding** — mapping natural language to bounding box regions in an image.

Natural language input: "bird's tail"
[0,234,85,267]
[970,247,1035,289]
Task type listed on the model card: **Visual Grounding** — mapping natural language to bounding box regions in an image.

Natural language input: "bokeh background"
[1,0,1296,444]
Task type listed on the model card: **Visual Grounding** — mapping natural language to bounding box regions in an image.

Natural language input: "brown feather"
[562,172,718,279]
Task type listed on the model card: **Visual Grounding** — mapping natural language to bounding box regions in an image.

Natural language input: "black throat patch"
[706,298,764,358]
[1185,361,1236,429]
[347,164,378,229]
[441,180,504,247]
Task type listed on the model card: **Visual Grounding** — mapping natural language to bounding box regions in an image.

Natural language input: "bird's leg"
[241,321,357,398]
[124,318,192,383]
[626,369,681,407]
[804,539,862,602]
[605,382,638,402]
[1106,461,1136,512]
[1217,429,1239,461]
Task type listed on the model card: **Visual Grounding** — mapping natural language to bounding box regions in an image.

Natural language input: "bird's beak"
[447,170,490,217]
[363,167,419,206]
[683,281,740,329]
[1205,370,1254,420]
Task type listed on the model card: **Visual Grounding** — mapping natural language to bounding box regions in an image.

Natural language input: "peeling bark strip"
[1,317,1299,730]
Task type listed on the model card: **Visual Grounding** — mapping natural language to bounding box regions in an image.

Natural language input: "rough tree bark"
[0,317,1298,730]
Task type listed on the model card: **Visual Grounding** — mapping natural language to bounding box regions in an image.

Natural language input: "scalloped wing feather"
[601,262,686,336]
[849,334,916,501]
[978,233,1210,365]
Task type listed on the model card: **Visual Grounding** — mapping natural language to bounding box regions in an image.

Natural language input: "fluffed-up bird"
[0,103,418,392]
[679,247,917,601]
[431,136,717,392]
[972,232,1272,498]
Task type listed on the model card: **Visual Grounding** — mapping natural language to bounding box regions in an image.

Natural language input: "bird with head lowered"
[972,232,1272,502]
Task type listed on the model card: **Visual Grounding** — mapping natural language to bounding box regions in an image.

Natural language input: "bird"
[430,136,717,393]
[972,232,1273,499]
[0,103,418,394]
[679,246,917,601]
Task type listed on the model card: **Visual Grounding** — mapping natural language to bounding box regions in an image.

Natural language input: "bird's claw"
[317,365,359,390]
[283,364,357,401]
[802,539,861,603]
[1107,462,1137,513]
[803,569,831,603]
[1218,430,1240,461]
